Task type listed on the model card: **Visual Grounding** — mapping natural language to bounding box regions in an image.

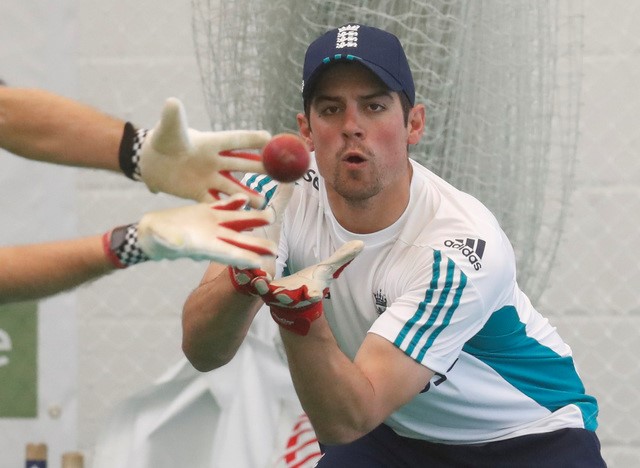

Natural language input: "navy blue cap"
[302,24,415,106]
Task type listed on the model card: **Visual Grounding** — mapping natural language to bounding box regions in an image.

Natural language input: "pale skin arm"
[0,235,116,304]
[0,89,125,304]
[0,87,123,171]
[279,319,434,445]
[182,263,263,370]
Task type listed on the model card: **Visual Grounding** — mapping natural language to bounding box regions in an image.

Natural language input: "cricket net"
[192,0,582,303]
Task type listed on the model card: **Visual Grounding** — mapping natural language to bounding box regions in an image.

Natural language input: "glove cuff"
[103,223,150,269]
[118,122,148,181]
[269,302,323,336]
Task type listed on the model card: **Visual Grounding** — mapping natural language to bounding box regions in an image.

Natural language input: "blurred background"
[1,1,638,466]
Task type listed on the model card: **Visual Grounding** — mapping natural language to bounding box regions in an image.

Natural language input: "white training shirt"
[244,157,598,444]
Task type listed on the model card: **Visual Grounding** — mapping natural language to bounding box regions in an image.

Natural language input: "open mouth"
[342,150,368,164]
[345,154,366,163]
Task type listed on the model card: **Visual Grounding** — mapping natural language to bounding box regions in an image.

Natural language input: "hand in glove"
[228,183,294,295]
[103,194,276,269]
[119,98,270,208]
[262,240,364,336]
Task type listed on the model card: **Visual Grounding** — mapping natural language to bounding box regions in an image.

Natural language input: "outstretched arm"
[0,235,115,304]
[0,87,124,170]
[0,195,277,305]
[0,88,272,206]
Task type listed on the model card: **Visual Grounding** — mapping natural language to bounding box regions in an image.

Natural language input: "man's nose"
[342,106,365,139]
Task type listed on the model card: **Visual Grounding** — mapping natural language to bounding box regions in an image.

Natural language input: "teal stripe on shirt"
[245,173,274,194]
[263,185,277,204]
[244,173,277,208]
[405,258,457,356]
[416,271,467,361]
[394,250,443,349]
[394,252,467,361]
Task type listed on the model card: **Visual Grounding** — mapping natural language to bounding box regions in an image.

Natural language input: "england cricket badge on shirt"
[373,289,388,315]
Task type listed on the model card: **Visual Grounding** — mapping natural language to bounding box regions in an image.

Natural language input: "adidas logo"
[444,238,485,271]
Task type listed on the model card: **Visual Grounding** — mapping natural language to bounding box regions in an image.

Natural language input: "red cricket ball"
[262,133,310,183]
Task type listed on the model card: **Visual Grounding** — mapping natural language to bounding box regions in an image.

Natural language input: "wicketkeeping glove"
[261,240,364,336]
[119,97,271,208]
[229,183,294,295]
[103,194,276,268]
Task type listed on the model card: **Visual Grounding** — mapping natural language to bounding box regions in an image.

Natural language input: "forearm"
[0,87,124,171]
[279,317,381,445]
[182,265,263,371]
[279,313,433,445]
[0,235,116,304]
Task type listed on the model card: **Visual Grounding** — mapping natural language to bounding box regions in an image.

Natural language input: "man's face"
[298,63,419,204]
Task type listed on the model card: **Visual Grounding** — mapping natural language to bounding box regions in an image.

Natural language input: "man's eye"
[368,103,385,112]
[320,106,340,115]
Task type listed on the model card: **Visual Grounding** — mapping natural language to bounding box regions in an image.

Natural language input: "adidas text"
[444,239,483,271]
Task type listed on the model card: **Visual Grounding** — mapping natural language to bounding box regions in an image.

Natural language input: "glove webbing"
[118,122,148,181]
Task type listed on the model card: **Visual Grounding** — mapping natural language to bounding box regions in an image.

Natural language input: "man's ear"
[297,112,314,152]
[407,104,426,145]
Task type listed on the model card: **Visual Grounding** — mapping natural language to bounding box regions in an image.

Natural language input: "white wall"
[1,2,80,466]
[537,2,640,466]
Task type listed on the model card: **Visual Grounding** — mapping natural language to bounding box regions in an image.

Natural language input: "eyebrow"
[313,89,394,104]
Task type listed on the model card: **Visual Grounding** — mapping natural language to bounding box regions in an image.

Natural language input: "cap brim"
[303,57,404,102]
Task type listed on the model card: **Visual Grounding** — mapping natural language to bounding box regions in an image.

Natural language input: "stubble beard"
[329,156,383,203]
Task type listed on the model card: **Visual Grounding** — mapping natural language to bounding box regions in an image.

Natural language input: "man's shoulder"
[404,164,515,282]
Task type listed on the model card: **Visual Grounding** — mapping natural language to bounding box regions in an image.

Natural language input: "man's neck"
[327,168,412,234]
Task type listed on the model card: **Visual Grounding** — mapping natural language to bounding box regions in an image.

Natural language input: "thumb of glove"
[265,241,364,336]
[149,97,191,156]
[312,240,365,282]
[266,240,365,307]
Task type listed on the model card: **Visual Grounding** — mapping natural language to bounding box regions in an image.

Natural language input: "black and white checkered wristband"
[118,122,148,181]
[103,223,150,269]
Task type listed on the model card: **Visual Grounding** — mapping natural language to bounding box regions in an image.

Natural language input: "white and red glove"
[228,265,272,297]
[119,97,270,208]
[229,183,294,295]
[103,194,276,269]
[261,241,364,336]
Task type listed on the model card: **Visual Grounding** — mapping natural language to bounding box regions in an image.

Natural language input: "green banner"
[0,301,38,418]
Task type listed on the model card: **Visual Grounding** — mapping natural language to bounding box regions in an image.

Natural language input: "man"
[0,87,276,304]
[182,24,605,467]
